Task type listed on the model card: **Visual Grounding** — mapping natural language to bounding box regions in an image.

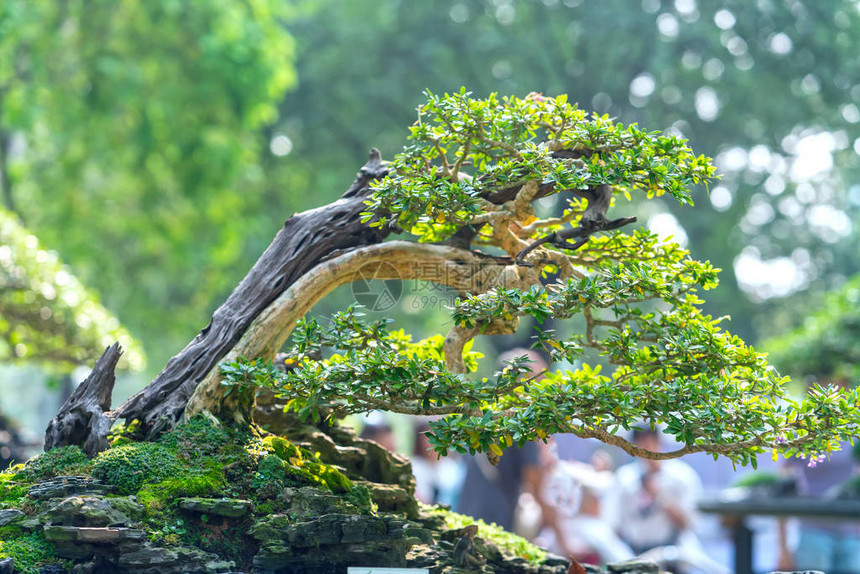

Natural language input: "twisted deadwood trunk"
[45,148,533,453]
[183,241,517,419]
[45,150,392,450]
[44,343,121,457]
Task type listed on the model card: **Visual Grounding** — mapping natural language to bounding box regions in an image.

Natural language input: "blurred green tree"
[0,207,143,370]
[764,273,860,384]
[0,0,296,366]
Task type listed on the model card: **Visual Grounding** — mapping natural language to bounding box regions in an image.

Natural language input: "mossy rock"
[0,416,568,573]
[44,496,144,527]
[92,443,184,495]
[11,446,91,482]
[260,436,354,495]
[178,497,253,518]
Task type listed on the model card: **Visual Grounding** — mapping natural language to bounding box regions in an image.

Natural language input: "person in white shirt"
[604,428,730,574]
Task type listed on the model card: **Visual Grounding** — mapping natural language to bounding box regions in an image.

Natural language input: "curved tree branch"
[185,241,521,418]
[107,150,392,440]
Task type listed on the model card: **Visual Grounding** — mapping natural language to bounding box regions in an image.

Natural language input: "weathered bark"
[184,242,522,418]
[47,146,555,451]
[109,150,391,440]
[44,343,121,456]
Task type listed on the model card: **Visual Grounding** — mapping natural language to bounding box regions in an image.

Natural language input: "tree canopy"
[0,207,142,370]
[765,273,860,383]
[278,0,860,344]
[220,91,859,468]
[0,0,296,366]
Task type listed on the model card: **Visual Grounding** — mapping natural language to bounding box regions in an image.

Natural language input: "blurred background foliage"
[0,206,143,370]
[0,0,858,440]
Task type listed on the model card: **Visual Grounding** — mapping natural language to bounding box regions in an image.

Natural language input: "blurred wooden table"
[699,494,860,574]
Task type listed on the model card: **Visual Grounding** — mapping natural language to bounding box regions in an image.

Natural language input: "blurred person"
[682,452,737,571]
[536,441,635,563]
[605,428,700,553]
[411,421,465,507]
[605,427,729,574]
[360,420,396,452]
[455,348,551,534]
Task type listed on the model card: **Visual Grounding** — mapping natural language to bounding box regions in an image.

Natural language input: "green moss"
[254,454,286,482]
[262,436,301,461]
[92,443,183,495]
[158,415,233,458]
[260,436,353,494]
[346,483,376,514]
[0,473,27,507]
[107,421,142,446]
[423,503,547,566]
[13,446,91,481]
[0,530,59,574]
[137,470,225,513]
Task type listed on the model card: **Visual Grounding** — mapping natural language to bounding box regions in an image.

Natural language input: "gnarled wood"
[110,150,391,440]
[47,147,566,448]
[44,343,121,457]
[184,241,521,418]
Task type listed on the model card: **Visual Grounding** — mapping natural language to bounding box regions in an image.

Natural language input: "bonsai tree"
[49,90,859,469]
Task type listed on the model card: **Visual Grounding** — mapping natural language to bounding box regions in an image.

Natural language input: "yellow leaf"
[772,450,778,463]
[504,434,513,447]
[489,443,503,457]
[536,429,547,439]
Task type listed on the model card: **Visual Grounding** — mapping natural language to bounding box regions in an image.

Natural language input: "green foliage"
[367,90,715,239]
[223,91,858,467]
[13,445,91,481]
[0,0,298,367]
[423,504,546,566]
[222,308,487,422]
[764,274,860,382]
[0,472,26,507]
[0,208,144,370]
[92,443,183,495]
[0,530,58,574]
